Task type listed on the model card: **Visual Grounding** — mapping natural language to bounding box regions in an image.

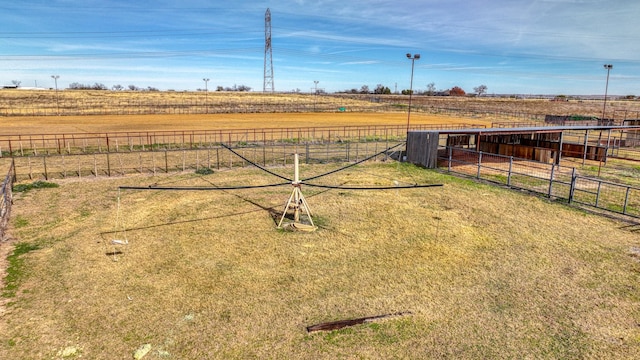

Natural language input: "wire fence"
[4,141,403,182]
[0,95,552,121]
[0,123,479,158]
[439,147,640,219]
[1,162,15,241]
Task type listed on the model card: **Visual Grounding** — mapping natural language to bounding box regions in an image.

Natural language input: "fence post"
[477,152,482,179]
[448,147,452,172]
[623,187,630,215]
[305,143,310,164]
[548,164,555,198]
[164,150,169,173]
[106,152,111,177]
[43,156,48,180]
[11,158,17,183]
[595,181,602,207]
[507,156,513,186]
[569,168,577,204]
[355,142,359,162]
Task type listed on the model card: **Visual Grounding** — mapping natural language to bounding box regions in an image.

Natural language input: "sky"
[1,0,638,95]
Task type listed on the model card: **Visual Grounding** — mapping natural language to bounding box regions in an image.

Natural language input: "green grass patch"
[194,167,214,175]
[12,215,29,228]
[12,180,59,193]
[2,242,40,298]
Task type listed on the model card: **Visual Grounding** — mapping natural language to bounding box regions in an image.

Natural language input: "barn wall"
[407,131,440,168]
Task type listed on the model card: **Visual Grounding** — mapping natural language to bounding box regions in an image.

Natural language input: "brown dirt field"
[0,112,493,135]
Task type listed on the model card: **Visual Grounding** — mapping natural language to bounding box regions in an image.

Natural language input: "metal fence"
[4,141,403,182]
[0,123,480,158]
[1,162,15,241]
[439,147,640,219]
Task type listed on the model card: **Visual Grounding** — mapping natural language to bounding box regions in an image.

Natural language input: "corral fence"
[4,141,404,182]
[0,124,480,158]
[0,101,399,116]
[1,162,14,241]
[438,147,640,219]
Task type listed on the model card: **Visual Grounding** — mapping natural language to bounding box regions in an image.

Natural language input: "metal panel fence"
[1,162,15,241]
[439,147,640,219]
[4,141,402,182]
[0,123,479,158]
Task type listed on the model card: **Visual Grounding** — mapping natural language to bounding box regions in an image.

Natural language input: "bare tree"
[426,82,436,96]
[473,85,488,97]
[11,80,21,87]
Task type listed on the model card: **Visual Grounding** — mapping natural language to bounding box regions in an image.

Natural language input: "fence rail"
[0,123,480,158]
[3,141,403,182]
[1,162,15,241]
[439,147,640,219]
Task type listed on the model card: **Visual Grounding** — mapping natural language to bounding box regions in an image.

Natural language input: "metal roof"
[411,125,640,136]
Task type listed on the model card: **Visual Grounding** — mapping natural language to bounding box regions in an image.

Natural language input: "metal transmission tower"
[263,8,274,92]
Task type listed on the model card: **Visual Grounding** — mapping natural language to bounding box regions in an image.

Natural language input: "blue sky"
[1,0,638,95]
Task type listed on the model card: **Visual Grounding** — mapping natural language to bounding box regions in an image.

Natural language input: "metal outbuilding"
[407,124,640,168]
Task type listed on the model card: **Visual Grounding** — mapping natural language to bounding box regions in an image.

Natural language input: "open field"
[2,90,640,120]
[0,112,492,136]
[1,162,640,358]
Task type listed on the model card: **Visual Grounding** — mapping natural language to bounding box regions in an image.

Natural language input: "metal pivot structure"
[263,8,274,93]
[277,154,316,231]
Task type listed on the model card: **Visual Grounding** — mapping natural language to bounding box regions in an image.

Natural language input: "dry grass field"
[2,89,640,120]
[2,92,640,358]
[1,162,639,359]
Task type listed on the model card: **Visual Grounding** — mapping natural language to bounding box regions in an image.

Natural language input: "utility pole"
[602,64,613,121]
[203,78,210,114]
[406,53,420,136]
[51,75,60,115]
[313,80,319,111]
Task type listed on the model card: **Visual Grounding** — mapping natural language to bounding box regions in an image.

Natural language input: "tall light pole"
[51,75,60,115]
[602,64,613,121]
[203,78,210,114]
[406,53,420,136]
[313,80,319,112]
